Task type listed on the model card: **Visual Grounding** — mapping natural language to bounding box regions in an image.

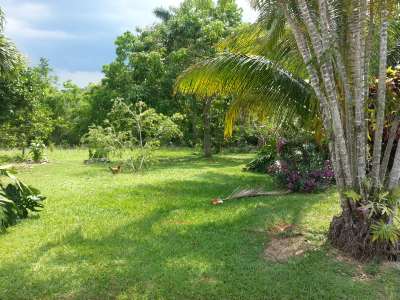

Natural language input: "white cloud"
[5,17,76,40]
[2,1,51,21]
[57,70,103,87]
[102,0,257,32]
[2,1,76,40]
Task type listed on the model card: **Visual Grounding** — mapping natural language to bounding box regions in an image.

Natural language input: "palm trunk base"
[328,212,400,261]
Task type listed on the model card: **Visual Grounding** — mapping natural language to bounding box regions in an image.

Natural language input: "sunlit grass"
[0,148,399,299]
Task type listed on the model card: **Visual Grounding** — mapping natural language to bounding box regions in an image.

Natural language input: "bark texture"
[278,0,400,260]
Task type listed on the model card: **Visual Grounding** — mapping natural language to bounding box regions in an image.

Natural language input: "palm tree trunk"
[280,1,348,195]
[320,0,355,182]
[388,142,400,190]
[350,0,368,190]
[380,116,400,182]
[371,1,389,186]
[297,0,353,187]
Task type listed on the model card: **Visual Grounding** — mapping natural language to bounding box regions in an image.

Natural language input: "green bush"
[81,125,126,160]
[245,136,335,192]
[244,139,277,172]
[30,139,46,162]
[126,140,160,172]
[0,168,45,232]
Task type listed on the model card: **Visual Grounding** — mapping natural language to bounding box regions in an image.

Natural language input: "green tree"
[46,81,92,145]
[0,58,54,153]
[96,0,242,152]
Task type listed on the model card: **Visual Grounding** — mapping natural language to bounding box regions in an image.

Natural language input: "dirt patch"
[330,249,374,282]
[264,235,312,262]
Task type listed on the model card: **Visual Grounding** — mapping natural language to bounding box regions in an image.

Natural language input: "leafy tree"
[97,0,243,152]
[177,0,400,259]
[0,59,54,153]
[46,81,92,145]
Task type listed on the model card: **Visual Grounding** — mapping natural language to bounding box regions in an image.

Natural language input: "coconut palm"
[176,0,400,259]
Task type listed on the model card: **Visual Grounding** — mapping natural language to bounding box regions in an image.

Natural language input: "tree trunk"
[203,98,212,158]
[380,116,400,182]
[371,2,389,186]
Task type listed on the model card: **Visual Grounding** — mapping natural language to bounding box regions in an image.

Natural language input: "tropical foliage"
[0,168,45,232]
[246,136,334,192]
[177,0,400,258]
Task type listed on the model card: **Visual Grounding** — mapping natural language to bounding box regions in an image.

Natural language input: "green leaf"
[344,190,362,202]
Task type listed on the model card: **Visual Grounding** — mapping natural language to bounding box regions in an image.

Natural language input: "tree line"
[0,0,266,157]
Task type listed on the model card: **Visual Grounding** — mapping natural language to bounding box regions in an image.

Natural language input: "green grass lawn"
[0,148,399,299]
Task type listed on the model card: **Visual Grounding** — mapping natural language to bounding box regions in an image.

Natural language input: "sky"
[1,0,257,87]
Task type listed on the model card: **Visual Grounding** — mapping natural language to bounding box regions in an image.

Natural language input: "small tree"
[108,98,182,171]
[81,125,126,161]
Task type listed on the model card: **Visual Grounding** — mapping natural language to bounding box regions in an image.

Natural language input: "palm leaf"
[0,8,20,74]
[175,53,318,136]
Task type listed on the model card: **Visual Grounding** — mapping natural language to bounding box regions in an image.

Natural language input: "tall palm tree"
[176,0,400,259]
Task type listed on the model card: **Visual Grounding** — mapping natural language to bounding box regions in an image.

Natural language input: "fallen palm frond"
[211,187,291,205]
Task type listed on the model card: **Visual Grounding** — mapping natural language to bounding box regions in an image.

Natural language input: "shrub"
[126,140,160,172]
[81,125,126,160]
[246,136,335,192]
[107,99,183,172]
[30,139,46,162]
[244,138,277,172]
[0,168,45,232]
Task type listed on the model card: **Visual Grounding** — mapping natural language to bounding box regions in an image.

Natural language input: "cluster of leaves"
[0,168,45,232]
[126,140,160,172]
[81,99,182,172]
[246,136,335,192]
[244,138,277,172]
[81,125,126,160]
[0,58,54,151]
[29,139,46,162]
[369,66,400,145]
[345,184,400,245]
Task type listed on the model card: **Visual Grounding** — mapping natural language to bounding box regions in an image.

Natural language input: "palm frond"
[218,12,305,76]
[0,8,20,74]
[0,35,20,74]
[388,17,400,66]
[175,53,318,136]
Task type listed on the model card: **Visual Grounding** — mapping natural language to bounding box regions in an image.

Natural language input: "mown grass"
[0,148,399,299]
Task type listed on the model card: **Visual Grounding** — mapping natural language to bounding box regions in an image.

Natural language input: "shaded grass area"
[0,148,399,299]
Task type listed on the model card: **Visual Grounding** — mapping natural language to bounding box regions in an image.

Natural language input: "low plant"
[0,168,45,232]
[107,99,182,172]
[244,138,277,172]
[81,125,126,161]
[246,136,335,192]
[126,140,160,172]
[30,139,46,162]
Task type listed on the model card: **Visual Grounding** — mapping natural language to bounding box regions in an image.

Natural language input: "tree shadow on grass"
[0,170,382,299]
[0,206,378,299]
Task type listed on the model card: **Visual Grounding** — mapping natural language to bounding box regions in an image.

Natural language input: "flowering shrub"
[246,137,335,192]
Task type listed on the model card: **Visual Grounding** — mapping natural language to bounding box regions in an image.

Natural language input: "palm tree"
[176,0,400,259]
[0,7,19,74]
